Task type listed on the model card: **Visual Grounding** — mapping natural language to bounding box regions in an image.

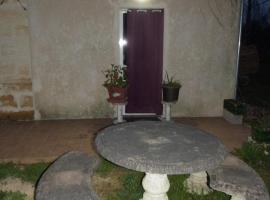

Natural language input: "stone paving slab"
[36,151,100,200]
[0,118,250,164]
[208,154,269,200]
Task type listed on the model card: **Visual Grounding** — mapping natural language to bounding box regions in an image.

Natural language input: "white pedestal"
[161,102,176,122]
[112,102,126,124]
[184,171,212,195]
[141,173,170,200]
[231,195,245,200]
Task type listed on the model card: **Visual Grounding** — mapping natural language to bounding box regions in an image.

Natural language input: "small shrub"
[252,116,270,144]
[235,142,270,169]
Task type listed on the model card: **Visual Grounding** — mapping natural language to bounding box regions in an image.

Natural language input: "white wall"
[2,0,241,119]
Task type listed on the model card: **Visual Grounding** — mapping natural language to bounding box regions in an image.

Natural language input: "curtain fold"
[126,9,164,114]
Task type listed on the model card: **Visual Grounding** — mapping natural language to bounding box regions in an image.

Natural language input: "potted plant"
[103,64,128,103]
[162,72,182,102]
[223,99,246,124]
[251,116,270,144]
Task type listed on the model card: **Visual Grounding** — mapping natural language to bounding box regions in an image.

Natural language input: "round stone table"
[95,121,227,200]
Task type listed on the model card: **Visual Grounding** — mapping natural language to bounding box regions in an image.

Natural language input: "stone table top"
[95,121,227,174]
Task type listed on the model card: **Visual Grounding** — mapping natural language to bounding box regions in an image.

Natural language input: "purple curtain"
[126,9,164,114]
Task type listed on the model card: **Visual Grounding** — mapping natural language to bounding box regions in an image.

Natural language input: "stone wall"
[0,0,33,120]
[27,0,241,119]
[0,0,241,119]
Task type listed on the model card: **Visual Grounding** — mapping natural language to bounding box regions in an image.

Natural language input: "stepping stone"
[35,151,100,200]
[208,154,269,200]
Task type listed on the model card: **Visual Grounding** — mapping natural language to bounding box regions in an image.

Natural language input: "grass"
[0,162,49,200]
[0,142,269,200]
[94,159,231,200]
[95,158,116,177]
[235,142,270,169]
[0,191,27,200]
[234,142,270,192]
[0,162,49,184]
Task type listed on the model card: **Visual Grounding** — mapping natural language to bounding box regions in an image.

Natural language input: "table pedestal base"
[141,173,170,200]
[231,195,245,200]
[184,171,212,195]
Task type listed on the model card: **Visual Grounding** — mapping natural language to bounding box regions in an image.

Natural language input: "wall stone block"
[0,95,17,107]
[20,95,33,108]
[0,111,34,120]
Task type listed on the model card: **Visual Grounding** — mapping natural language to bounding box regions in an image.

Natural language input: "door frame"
[118,8,165,116]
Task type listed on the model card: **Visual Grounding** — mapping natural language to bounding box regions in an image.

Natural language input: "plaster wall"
[0,0,34,119]
[27,0,241,119]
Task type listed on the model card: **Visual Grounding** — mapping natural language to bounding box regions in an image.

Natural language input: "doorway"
[120,9,164,115]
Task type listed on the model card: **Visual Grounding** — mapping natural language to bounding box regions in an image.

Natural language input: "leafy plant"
[162,71,181,88]
[103,64,128,88]
[251,115,270,143]
[234,142,270,169]
[223,99,246,115]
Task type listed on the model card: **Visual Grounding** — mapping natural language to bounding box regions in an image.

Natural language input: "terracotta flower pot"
[106,87,128,103]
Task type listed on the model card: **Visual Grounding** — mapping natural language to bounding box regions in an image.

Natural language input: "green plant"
[0,191,27,200]
[0,162,49,184]
[103,64,128,88]
[162,71,181,88]
[252,116,270,143]
[234,142,270,192]
[223,99,246,115]
[95,158,116,177]
[95,162,230,200]
[234,142,270,169]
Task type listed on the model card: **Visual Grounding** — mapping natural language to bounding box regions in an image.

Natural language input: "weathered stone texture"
[0,0,33,120]
[208,154,269,200]
[0,0,31,83]
[36,151,100,200]
[28,0,241,119]
[0,0,241,119]
[0,111,34,120]
[0,95,17,107]
[96,121,227,174]
[20,95,33,108]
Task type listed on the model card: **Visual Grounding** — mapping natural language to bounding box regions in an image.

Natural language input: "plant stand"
[111,102,127,124]
[161,101,176,121]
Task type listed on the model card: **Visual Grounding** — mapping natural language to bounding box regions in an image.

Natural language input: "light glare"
[119,38,127,47]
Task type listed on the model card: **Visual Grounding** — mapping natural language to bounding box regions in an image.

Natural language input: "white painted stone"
[184,171,212,195]
[141,173,170,200]
[231,195,246,200]
[161,102,176,121]
[112,103,126,124]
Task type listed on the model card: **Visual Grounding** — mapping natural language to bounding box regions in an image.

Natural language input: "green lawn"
[0,191,27,200]
[95,159,230,200]
[0,162,49,200]
[0,162,49,184]
[0,142,269,200]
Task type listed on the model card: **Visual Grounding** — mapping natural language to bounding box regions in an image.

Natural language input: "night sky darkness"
[240,0,270,82]
[237,0,270,105]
